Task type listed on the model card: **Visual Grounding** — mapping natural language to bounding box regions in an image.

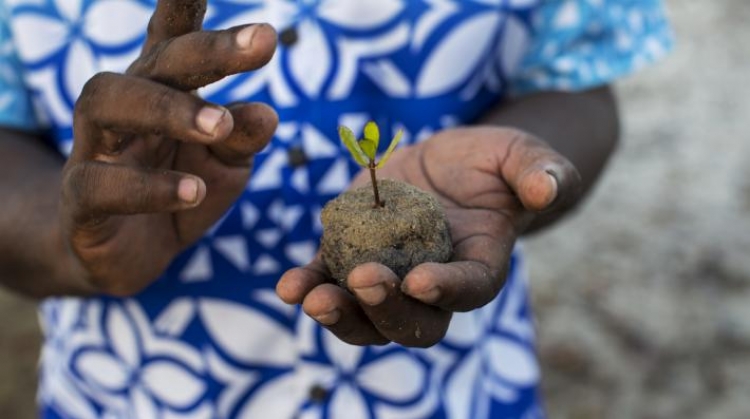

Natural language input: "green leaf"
[376,128,403,169]
[338,126,369,167]
[360,121,380,162]
[359,138,377,161]
[363,121,380,146]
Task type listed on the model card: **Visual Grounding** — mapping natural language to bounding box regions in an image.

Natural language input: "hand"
[60,1,278,296]
[277,126,580,347]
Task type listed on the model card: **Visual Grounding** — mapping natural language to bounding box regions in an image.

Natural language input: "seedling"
[338,121,403,208]
[323,121,450,286]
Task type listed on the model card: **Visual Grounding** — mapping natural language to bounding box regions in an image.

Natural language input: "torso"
[6,1,544,417]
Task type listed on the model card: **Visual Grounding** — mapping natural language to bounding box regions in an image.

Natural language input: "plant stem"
[368,161,383,208]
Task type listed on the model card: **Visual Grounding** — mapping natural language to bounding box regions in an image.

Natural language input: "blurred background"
[1,0,748,418]
[528,0,750,418]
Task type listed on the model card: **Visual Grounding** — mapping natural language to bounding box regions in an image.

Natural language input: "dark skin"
[276,92,618,347]
[0,1,280,297]
[0,0,618,347]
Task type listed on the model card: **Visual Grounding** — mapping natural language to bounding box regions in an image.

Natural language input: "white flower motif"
[416,1,536,98]
[38,299,100,419]
[70,301,210,419]
[232,314,435,419]
[9,0,151,128]
[199,298,296,367]
[205,0,407,106]
[196,297,303,418]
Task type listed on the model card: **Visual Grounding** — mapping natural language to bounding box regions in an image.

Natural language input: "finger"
[209,102,278,167]
[143,0,207,52]
[74,72,233,155]
[348,263,452,348]
[62,161,206,224]
[302,284,389,346]
[277,257,330,305]
[401,262,505,312]
[132,24,277,91]
[500,130,581,213]
[401,233,513,312]
[278,259,388,345]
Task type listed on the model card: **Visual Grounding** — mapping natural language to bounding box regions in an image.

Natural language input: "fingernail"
[313,310,340,326]
[412,287,441,304]
[196,106,227,136]
[178,178,199,204]
[236,25,258,49]
[353,284,387,306]
[545,172,559,208]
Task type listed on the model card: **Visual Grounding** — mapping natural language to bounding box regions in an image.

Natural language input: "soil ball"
[321,179,452,287]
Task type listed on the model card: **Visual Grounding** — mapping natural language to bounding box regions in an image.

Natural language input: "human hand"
[60,0,278,296]
[277,126,580,347]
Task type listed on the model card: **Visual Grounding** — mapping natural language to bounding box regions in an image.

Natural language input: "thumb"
[500,130,582,213]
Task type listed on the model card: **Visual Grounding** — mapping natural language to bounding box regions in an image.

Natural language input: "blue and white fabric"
[0,4,35,129]
[0,1,672,418]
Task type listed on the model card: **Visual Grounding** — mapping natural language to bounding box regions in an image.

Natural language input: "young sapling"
[338,121,402,208]
[320,121,453,287]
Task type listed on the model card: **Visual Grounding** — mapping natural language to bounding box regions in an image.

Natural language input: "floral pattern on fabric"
[0,1,672,418]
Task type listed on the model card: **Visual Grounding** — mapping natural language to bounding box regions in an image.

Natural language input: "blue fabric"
[512,0,674,94]
[0,1,671,418]
[0,5,36,130]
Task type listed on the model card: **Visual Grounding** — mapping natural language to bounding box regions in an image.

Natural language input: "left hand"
[276,126,580,347]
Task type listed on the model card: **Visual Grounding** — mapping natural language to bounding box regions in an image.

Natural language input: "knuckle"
[198,30,225,52]
[129,171,155,212]
[75,72,117,121]
[145,15,159,40]
[78,72,113,103]
[133,39,170,78]
[82,71,112,94]
[61,163,108,226]
[148,87,178,122]
[62,163,95,210]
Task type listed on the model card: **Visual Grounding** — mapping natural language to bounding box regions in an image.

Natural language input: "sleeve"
[0,5,38,130]
[509,0,674,95]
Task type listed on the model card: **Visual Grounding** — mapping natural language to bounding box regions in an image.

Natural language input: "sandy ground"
[528,1,750,418]
[1,1,748,418]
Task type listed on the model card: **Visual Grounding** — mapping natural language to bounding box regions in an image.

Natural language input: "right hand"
[60,0,278,296]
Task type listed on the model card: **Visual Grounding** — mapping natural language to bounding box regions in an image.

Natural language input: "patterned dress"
[0,1,672,418]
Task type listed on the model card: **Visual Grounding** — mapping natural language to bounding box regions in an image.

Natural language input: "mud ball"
[321,179,452,287]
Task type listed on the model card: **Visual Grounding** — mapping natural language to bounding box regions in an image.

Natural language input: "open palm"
[277,126,580,347]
